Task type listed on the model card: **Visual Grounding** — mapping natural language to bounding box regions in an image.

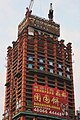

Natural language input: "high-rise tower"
[3,2,75,120]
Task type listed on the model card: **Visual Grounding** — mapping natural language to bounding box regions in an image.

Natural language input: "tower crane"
[26,0,34,17]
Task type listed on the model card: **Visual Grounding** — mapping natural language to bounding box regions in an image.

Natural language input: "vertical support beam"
[34,32,38,83]
[9,48,13,120]
[53,38,57,88]
[4,46,12,120]
[21,116,25,120]
[16,36,21,114]
[67,43,75,118]
[60,40,66,90]
[21,29,27,116]
[44,35,48,85]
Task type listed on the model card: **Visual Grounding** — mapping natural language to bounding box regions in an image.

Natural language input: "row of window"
[27,56,70,71]
[27,63,70,79]
[28,26,58,39]
[28,56,53,66]
[28,27,51,37]
[27,64,53,73]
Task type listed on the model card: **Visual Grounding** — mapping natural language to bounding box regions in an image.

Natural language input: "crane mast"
[29,0,34,11]
[26,0,34,17]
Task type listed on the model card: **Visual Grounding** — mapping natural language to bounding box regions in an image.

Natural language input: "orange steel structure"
[3,3,75,120]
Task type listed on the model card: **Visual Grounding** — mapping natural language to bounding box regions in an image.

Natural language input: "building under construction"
[3,1,75,120]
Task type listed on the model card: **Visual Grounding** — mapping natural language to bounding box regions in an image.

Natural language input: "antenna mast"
[26,0,34,17]
[48,3,53,21]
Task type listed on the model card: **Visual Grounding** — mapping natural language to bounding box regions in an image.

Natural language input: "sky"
[0,0,80,119]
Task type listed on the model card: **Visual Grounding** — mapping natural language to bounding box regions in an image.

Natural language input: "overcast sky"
[0,0,80,118]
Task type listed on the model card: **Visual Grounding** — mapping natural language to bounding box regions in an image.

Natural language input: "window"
[39,66,44,70]
[38,30,41,35]
[58,63,62,69]
[58,71,62,76]
[16,99,21,109]
[27,100,32,107]
[28,27,34,36]
[28,56,33,61]
[39,58,44,63]
[49,69,53,73]
[5,109,8,117]
[66,66,70,72]
[16,101,19,109]
[67,74,70,79]
[49,61,53,66]
[18,99,21,108]
[28,64,32,68]
[50,34,53,38]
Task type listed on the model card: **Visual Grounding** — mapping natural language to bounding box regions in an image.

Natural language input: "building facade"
[3,3,75,120]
